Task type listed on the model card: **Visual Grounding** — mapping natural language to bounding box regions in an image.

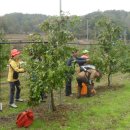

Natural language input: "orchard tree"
[119,42,130,73]
[0,32,9,74]
[91,17,127,87]
[24,16,77,111]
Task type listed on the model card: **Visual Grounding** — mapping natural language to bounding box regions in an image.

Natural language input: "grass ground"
[0,73,130,130]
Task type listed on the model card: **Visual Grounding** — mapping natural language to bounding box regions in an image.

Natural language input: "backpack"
[16,109,34,128]
[10,64,19,79]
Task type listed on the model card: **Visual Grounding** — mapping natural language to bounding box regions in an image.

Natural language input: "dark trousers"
[9,80,21,104]
[40,91,46,100]
[65,77,72,96]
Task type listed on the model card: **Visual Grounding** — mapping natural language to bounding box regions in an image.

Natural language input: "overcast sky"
[0,0,130,16]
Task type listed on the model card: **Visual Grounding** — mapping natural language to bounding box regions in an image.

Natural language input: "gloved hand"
[72,59,77,63]
[88,79,92,85]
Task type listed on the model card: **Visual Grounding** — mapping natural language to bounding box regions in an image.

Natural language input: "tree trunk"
[108,73,111,87]
[59,88,63,105]
[48,90,56,112]
[108,63,112,88]
[51,90,56,111]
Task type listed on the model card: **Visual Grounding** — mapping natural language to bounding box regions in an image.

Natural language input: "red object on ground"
[16,109,34,128]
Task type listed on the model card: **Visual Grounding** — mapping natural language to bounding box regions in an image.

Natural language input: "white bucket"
[0,103,2,111]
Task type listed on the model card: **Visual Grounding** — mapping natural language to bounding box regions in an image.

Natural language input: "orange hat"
[11,49,21,57]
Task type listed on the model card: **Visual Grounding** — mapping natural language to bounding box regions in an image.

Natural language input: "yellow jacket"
[7,59,25,82]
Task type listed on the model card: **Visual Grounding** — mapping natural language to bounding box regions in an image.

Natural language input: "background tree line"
[0,13,47,34]
[0,10,130,40]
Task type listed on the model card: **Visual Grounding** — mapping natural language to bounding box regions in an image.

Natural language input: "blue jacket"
[67,57,86,66]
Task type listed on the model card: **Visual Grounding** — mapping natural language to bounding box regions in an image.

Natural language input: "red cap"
[11,49,21,57]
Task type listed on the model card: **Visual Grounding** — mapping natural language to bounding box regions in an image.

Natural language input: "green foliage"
[0,13,47,33]
[119,44,130,73]
[91,17,129,87]
[24,16,77,106]
[0,32,9,73]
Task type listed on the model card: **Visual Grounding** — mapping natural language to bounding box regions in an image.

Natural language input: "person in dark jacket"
[65,50,87,96]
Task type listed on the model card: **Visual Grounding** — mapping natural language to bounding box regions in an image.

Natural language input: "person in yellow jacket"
[7,49,25,108]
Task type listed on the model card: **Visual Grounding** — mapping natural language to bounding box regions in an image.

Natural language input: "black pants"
[9,80,21,104]
[40,91,47,100]
[65,77,72,96]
